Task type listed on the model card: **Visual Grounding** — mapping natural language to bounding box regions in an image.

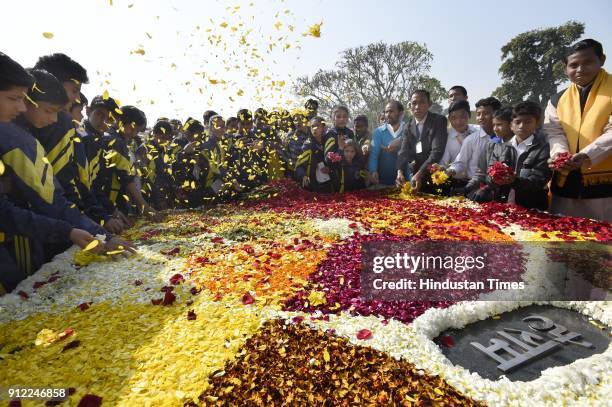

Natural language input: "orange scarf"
[556,69,612,186]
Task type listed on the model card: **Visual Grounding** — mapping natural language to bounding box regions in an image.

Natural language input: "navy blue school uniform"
[331,160,367,192]
[323,127,355,166]
[15,113,81,204]
[81,120,106,187]
[0,194,74,293]
[141,140,175,209]
[284,128,311,175]
[295,135,331,192]
[91,128,135,214]
[228,132,269,191]
[174,140,214,207]
[19,114,110,224]
[0,123,110,292]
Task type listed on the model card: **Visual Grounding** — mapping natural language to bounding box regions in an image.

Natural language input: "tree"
[293,41,446,125]
[493,21,584,107]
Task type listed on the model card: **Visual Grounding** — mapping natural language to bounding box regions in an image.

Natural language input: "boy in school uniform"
[228,109,268,191]
[295,116,332,192]
[0,53,133,292]
[33,54,100,212]
[464,107,514,199]
[173,119,210,207]
[470,102,551,210]
[141,120,175,210]
[93,106,162,219]
[284,111,311,178]
[323,105,355,166]
[70,92,87,125]
[444,98,501,187]
[353,114,371,156]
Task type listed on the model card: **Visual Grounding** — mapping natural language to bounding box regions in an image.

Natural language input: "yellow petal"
[83,239,101,252]
[42,32,54,39]
[304,22,322,38]
[323,349,330,362]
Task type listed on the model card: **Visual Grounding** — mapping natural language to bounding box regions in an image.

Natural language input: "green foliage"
[293,41,446,126]
[493,21,584,107]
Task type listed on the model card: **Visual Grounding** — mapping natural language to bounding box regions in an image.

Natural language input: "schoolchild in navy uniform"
[295,116,332,192]
[330,139,367,192]
[0,53,133,293]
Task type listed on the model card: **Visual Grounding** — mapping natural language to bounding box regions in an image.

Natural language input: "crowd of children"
[0,37,610,293]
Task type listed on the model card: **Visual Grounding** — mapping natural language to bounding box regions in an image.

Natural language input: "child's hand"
[104,236,137,258]
[103,217,125,234]
[69,229,98,251]
[302,176,310,187]
[143,204,165,222]
[362,144,369,155]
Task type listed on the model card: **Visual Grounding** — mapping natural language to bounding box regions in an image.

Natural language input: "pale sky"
[2,0,611,124]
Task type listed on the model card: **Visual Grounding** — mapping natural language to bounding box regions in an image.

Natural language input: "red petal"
[187,310,197,320]
[291,316,304,324]
[167,247,180,256]
[77,394,103,407]
[440,335,455,348]
[241,292,255,305]
[356,329,372,340]
[33,281,47,289]
[151,298,163,305]
[190,287,201,295]
[47,275,60,283]
[17,290,29,299]
[134,280,143,286]
[77,302,92,311]
[162,291,176,306]
[59,328,74,340]
[169,273,185,285]
[211,237,224,244]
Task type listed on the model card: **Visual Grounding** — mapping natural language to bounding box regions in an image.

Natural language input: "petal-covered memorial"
[1,181,610,406]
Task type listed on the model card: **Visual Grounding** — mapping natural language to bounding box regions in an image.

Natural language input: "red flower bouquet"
[487,162,514,184]
[326,152,342,163]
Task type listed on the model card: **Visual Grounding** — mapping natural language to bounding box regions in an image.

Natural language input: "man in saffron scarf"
[544,39,611,222]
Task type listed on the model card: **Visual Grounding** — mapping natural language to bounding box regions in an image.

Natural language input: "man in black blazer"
[396,90,448,192]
